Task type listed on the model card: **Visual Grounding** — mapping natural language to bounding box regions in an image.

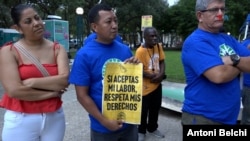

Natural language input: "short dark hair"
[143,27,157,37]
[11,4,34,25]
[88,4,112,24]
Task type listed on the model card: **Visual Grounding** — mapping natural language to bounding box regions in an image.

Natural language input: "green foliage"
[0,0,21,27]
[0,0,250,42]
[225,0,250,36]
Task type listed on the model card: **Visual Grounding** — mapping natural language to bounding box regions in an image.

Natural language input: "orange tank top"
[0,42,62,113]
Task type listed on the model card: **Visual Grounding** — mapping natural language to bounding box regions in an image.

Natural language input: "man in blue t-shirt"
[181,0,250,125]
[69,4,140,141]
[241,38,250,125]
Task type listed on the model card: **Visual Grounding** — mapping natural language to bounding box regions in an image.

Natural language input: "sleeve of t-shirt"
[69,52,90,86]
[182,40,224,76]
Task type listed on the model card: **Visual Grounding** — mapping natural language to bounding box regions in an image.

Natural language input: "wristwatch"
[230,54,240,66]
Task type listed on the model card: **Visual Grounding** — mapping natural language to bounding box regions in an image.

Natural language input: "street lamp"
[59,5,68,20]
[76,7,84,49]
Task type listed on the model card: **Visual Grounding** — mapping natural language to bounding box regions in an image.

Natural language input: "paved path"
[0,83,183,141]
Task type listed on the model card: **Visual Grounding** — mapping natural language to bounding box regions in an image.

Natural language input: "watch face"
[233,54,240,60]
[231,54,240,66]
[236,55,240,60]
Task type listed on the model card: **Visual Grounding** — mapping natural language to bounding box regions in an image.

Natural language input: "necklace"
[146,47,155,71]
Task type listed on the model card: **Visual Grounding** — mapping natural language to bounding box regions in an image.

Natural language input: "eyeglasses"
[200,7,226,14]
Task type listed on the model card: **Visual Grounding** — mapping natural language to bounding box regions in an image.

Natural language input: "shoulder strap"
[14,42,50,77]
[1,41,13,48]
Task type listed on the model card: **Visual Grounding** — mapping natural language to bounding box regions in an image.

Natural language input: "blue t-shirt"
[241,39,250,87]
[69,39,133,133]
[181,28,250,124]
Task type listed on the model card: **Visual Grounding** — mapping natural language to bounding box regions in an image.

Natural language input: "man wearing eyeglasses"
[181,0,250,125]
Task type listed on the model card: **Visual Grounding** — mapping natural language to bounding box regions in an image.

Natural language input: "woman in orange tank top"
[0,4,69,141]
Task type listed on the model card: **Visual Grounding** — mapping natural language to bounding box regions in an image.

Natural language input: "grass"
[69,49,185,83]
[164,50,185,83]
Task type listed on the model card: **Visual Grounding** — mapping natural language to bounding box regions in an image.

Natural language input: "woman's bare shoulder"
[1,42,14,52]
